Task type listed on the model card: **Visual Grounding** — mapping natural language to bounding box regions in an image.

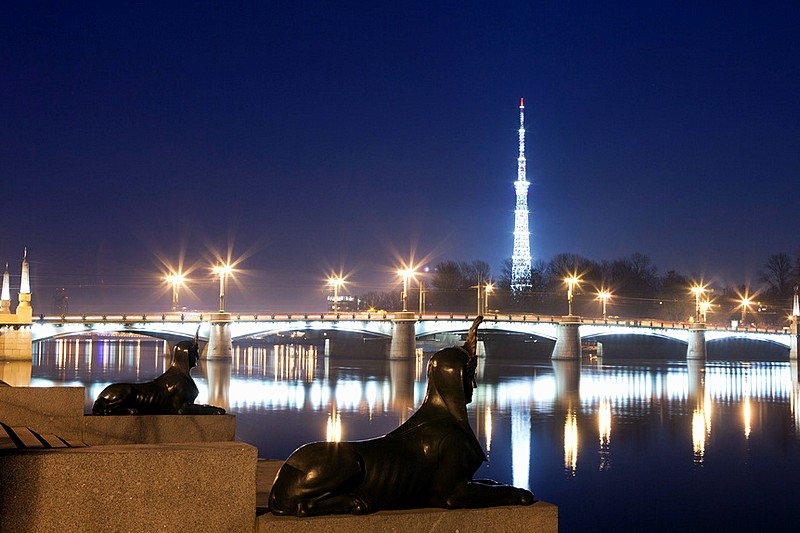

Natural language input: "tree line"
[355,251,800,326]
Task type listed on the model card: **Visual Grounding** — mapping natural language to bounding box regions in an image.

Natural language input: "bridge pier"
[0,325,32,361]
[389,311,417,359]
[686,324,706,360]
[790,320,799,360]
[551,317,581,360]
[0,294,33,361]
[205,313,233,360]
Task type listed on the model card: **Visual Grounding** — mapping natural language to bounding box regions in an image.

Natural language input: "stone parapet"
[257,502,558,533]
[0,386,84,439]
[83,413,236,445]
[0,441,258,533]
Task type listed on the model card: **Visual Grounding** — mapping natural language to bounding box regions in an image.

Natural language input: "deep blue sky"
[2,2,799,312]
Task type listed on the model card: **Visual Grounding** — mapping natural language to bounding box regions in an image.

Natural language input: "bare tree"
[430,261,468,311]
[759,252,793,302]
[461,260,491,284]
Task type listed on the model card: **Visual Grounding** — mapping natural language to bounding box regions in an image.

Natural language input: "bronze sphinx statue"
[92,337,225,415]
[269,315,533,516]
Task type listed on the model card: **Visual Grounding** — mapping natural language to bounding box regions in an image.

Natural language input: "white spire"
[1,263,9,302]
[511,97,532,293]
[793,285,799,317]
[19,248,30,295]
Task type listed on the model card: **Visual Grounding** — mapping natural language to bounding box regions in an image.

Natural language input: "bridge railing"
[34,311,789,334]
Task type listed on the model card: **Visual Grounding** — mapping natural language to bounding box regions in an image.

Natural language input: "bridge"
[2,250,798,361]
[23,310,800,361]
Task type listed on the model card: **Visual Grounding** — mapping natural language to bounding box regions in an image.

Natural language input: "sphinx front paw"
[516,488,534,505]
[350,496,372,515]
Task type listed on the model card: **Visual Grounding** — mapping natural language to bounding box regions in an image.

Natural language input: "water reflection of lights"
[327,408,342,442]
[32,339,800,476]
[576,364,791,405]
[564,409,578,475]
[692,408,705,462]
[365,381,378,418]
[792,364,800,434]
[598,399,611,471]
[271,345,317,382]
[743,395,751,439]
[484,406,493,454]
[511,405,530,489]
[692,394,712,465]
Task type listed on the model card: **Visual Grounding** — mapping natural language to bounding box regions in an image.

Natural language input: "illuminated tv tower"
[511,97,532,293]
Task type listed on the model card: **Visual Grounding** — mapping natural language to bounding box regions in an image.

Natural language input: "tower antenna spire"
[511,98,532,293]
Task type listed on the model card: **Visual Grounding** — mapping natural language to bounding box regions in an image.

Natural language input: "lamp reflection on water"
[327,407,342,442]
[511,404,531,489]
[484,406,493,455]
[792,361,800,433]
[272,344,317,382]
[598,399,611,471]
[743,394,751,439]
[564,409,579,475]
[692,407,705,462]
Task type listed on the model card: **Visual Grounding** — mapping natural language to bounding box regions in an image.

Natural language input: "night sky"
[2,2,799,312]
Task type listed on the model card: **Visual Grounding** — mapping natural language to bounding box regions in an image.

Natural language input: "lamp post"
[328,276,345,313]
[565,276,580,316]
[213,264,233,312]
[418,280,426,315]
[165,273,185,312]
[691,286,705,322]
[474,280,483,315]
[700,300,711,323]
[597,290,611,321]
[398,266,416,312]
[484,282,494,315]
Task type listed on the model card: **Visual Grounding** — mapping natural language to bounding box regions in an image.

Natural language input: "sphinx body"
[92,339,225,415]
[269,316,533,516]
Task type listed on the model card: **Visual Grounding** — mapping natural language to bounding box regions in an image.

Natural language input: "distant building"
[327,294,355,312]
[51,288,69,315]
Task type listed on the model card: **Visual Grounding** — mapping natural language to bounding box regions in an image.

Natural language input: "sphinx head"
[425,316,483,415]
[173,339,200,369]
[428,347,475,408]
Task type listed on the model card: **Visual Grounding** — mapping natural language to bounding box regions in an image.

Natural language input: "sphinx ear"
[462,315,483,357]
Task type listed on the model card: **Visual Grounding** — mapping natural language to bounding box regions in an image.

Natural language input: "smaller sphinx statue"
[269,315,533,516]
[92,336,225,415]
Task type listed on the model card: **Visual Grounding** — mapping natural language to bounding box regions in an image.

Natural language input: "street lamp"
[597,290,612,321]
[327,276,345,313]
[165,273,186,312]
[691,285,706,322]
[739,296,752,325]
[398,266,416,312]
[484,282,494,315]
[564,276,580,316]
[213,263,233,312]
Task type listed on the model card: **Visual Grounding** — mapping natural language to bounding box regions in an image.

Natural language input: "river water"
[11,338,800,532]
